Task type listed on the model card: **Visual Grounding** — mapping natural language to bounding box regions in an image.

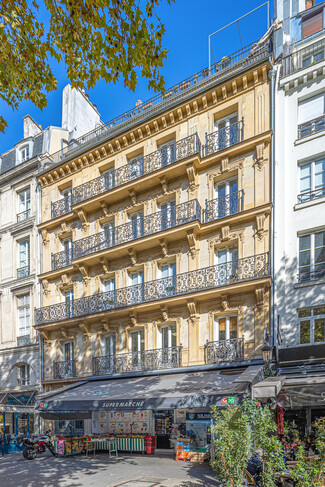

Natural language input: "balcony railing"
[17,209,31,222]
[51,248,73,270]
[73,134,201,205]
[53,360,76,379]
[298,186,325,203]
[35,253,269,325]
[205,120,244,157]
[281,38,325,77]
[51,195,72,219]
[298,114,325,139]
[298,264,325,283]
[17,266,30,279]
[17,334,39,347]
[73,200,201,259]
[92,346,182,376]
[205,338,244,364]
[41,40,269,169]
[205,191,244,222]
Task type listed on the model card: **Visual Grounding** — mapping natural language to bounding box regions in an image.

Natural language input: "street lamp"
[261,343,273,364]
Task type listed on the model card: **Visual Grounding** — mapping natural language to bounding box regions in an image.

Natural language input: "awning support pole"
[15,413,18,437]
[2,412,5,456]
[27,413,30,438]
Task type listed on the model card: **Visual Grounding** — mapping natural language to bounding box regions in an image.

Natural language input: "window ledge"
[294,129,325,146]
[294,278,325,289]
[294,195,325,211]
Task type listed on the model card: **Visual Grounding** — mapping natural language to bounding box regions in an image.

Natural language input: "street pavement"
[0,451,220,487]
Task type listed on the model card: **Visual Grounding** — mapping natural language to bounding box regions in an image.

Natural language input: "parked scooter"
[20,429,56,460]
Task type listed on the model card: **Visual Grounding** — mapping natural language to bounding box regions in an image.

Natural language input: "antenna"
[208,1,270,71]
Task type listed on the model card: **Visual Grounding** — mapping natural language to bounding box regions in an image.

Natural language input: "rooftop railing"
[92,345,182,376]
[73,200,201,260]
[298,114,325,139]
[205,337,244,363]
[73,134,200,205]
[41,40,269,169]
[281,38,325,78]
[35,253,269,325]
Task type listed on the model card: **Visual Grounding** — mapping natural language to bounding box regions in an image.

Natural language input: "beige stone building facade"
[35,41,272,395]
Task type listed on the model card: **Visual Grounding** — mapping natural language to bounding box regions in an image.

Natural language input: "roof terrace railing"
[41,40,270,169]
[281,38,325,78]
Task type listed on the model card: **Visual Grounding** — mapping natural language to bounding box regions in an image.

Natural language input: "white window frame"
[129,330,145,353]
[298,230,325,279]
[158,324,177,349]
[298,306,325,345]
[63,341,74,362]
[17,364,30,386]
[18,239,30,270]
[299,158,325,199]
[213,112,239,150]
[20,145,30,163]
[214,315,238,342]
[103,333,116,357]
[17,294,30,337]
[157,139,176,166]
[17,187,31,221]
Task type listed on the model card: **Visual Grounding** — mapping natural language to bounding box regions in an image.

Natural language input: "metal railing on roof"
[41,39,270,169]
[281,38,325,78]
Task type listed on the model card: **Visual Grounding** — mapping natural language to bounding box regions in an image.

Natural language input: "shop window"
[299,306,325,344]
[302,9,323,39]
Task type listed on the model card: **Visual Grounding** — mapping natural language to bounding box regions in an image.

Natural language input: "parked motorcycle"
[20,429,56,460]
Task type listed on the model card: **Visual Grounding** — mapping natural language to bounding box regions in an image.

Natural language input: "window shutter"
[302,11,323,39]
[299,93,325,123]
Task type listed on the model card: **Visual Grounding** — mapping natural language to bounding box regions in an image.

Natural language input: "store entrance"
[154,410,173,449]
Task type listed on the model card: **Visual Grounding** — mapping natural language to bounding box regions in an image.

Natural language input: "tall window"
[215,246,238,284]
[63,342,74,362]
[161,325,176,349]
[299,307,325,344]
[20,146,30,163]
[159,199,176,229]
[159,261,176,297]
[104,334,116,357]
[214,178,239,217]
[18,239,30,278]
[299,158,325,202]
[103,168,115,191]
[17,294,30,337]
[129,269,144,304]
[128,155,144,179]
[129,330,145,353]
[299,230,325,281]
[17,188,31,222]
[298,93,325,138]
[17,364,30,386]
[157,139,176,167]
[61,188,72,214]
[213,113,239,151]
[104,220,115,247]
[62,238,72,266]
[214,316,238,341]
[63,289,74,318]
[129,211,144,239]
[103,277,115,307]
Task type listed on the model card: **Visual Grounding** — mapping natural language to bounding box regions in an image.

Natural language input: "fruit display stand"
[54,436,86,456]
[176,438,193,461]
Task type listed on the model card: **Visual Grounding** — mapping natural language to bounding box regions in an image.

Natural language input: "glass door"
[214,179,238,218]
[160,262,176,297]
[129,330,145,370]
[104,221,115,248]
[104,278,115,309]
[160,199,176,229]
[157,140,176,168]
[103,334,116,373]
[129,211,144,240]
[64,289,74,318]
[62,238,72,266]
[215,247,238,285]
[130,270,144,303]
[103,168,115,191]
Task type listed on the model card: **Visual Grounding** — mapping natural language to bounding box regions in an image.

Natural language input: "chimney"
[23,115,42,139]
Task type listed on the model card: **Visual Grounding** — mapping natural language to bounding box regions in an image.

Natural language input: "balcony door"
[129,211,144,240]
[104,221,115,248]
[62,238,72,266]
[214,113,238,151]
[213,316,239,362]
[64,289,74,318]
[61,188,72,214]
[159,199,176,230]
[18,188,31,221]
[129,270,144,303]
[128,156,144,180]
[63,342,74,378]
[129,330,145,370]
[157,140,176,168]
[103,277,115,309]
[160,262,176,297]
[215,247,238,285]
[18,239,30,278]
[214,179,238,218]
[160,324,177,368]
[103,334,116,373]
[103,168,115,191]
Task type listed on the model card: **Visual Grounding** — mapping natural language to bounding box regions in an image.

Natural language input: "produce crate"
[190,451,209,463]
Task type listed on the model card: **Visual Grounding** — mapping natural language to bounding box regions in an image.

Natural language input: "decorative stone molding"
[159,238,168,257]
[40,330,50,341]
[187,230,198,258]
[41,229,49,247]
[77,209,89,232]
[99,257,109,275]
[208,228,244,248]
[254,142,266,171]
[79,323,91,341]
[160,176,168,194]
[57,328,75,341]
[56,274,73,291]
[99,201,111,219]
[208,301,243,316]
[160,305,168,321]
[129,189,137,205]
[42,279,51,297]
[187,299,199,326]
[255,286,267,311]
[221,294,229,311]
[128,248,137,265]
[254,213,266,241]
[221,225,230,241]
[129,312,137,326]
[186,163,196,192]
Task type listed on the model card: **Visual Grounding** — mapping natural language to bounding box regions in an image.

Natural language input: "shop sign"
[101,400,146,409]
[221,397,236,405]
[186,412,211,421]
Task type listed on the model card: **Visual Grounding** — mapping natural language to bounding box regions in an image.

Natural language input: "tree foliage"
[0,0,173,132]
[211,400,285,487]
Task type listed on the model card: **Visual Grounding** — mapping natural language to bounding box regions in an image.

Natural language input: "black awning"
[35,368,258,414]
[278,376,325,408]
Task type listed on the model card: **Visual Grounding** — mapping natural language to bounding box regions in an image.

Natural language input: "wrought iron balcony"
[298,114,325,139]
[72,134,201,205]
[17,334,39,347]
[205,120,244,157]
[73,200,201,259]
[53,360,76,379]
[205,338,244,364]
[51,195,72,219]
[298,186,325,203]
[281,38,325,78]
[205,191,243,222]
[17,209,31,222]
[35,253,269,325]
[51,248,73,270]
[92,345,182,376]
[41,40,269,169]
[17,266,30,279]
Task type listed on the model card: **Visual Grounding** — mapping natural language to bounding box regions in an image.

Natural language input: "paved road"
[0,451,220,487]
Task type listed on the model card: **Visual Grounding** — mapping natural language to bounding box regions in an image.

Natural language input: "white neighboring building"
[0,86,101,435]
[274,0,325,372]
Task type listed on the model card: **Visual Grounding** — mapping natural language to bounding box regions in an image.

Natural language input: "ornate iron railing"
[41,40,269,169]
[73,134,201,205]
[17,266,30,279]
[205,338,245,363]
[92,345,182,376]
[73,200,201,259]
[17,334,39,347]
[51,195,72,219]
[281,38,325,78]
[17,209,31,222]
[53,360,76,379]
[35,253,269,325]
[51,248,73,270]
[298,114,325,139]
[205,191,244,222]
[298,264,325,283]
[298,186,325,203]
[205,119,244,157]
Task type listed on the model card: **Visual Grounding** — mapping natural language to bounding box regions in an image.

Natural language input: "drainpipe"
[268,57,277,355]
[35,169,44,386]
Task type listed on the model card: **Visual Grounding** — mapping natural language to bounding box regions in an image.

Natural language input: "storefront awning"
[278,376,325,408]
[252,376,285,399]
[35,367,262,415]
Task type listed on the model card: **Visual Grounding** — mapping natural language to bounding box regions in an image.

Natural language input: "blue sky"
[0,0,273,154]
